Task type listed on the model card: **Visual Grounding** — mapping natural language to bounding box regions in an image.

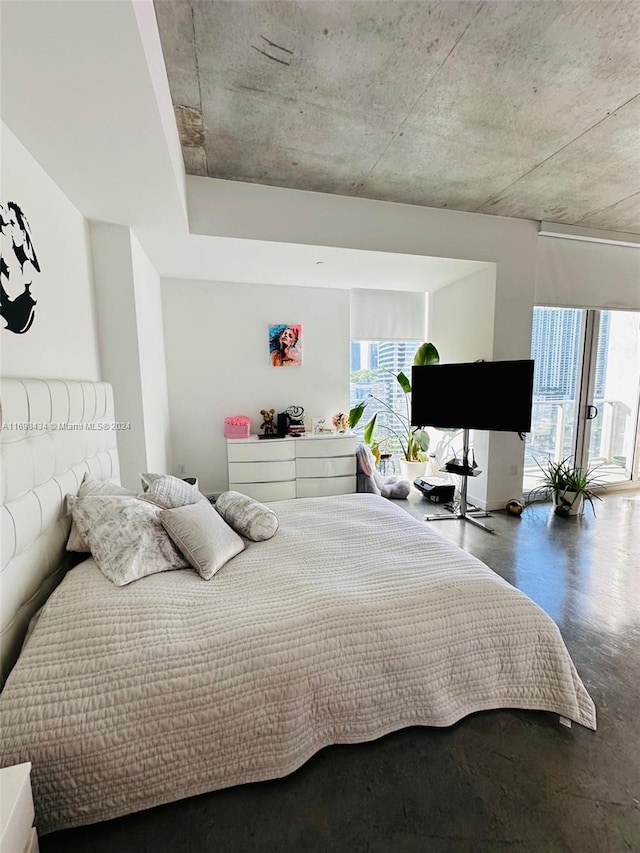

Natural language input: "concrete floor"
[41,491,640,853]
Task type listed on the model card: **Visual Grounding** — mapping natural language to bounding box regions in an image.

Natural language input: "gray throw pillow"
[215,491,279,541]
[159,501,245,580]
[69,495,188,585]
[66,473,136,552]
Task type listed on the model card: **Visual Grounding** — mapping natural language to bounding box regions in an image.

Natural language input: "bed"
[0,379,596,836]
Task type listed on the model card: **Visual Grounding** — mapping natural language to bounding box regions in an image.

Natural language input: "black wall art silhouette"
[0,202,41,334]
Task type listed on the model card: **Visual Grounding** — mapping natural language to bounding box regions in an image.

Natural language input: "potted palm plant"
[529,456,605,516]
[348,342,440,482]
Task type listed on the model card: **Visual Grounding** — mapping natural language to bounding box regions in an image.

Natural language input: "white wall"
[428,267,496,362]
[535,236,640,310]
[187,177,539,508]
[90,224,172,488]
[187,176,539,360]
[428,267,498,507]
[162,278,350,495]
[130,234,172,474]
[1,122,101,379]
[2,0,187,233]
[90,223,148,489]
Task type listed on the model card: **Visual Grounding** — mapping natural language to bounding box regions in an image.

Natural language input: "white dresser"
[227,434,357,501]
[0,763,39,853]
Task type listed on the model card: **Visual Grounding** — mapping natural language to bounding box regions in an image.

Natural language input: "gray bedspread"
[0,494,596,834]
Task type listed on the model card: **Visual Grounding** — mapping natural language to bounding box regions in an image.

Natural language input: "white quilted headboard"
[0,378,119,684]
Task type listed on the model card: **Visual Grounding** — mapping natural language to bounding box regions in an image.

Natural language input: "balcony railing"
[524,397,634,491]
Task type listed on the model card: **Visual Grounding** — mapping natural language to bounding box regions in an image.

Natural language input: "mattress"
[0,494,596,834]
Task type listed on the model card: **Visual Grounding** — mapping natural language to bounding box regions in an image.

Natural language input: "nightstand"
[0,763,39,853]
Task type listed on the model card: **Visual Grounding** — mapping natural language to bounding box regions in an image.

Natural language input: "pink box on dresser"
[224,416,251,439]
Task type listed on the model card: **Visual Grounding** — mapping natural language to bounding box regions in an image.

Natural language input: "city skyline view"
[350,340,421,455]
[350,308,634,488]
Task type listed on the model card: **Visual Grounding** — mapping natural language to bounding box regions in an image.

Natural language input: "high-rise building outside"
[526,307,612,466]
[350,340,420,452]
[350,342,361,372]
[530,308,610,400]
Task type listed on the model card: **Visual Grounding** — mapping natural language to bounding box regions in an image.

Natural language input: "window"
[524,307,640,492]
[350,340,421,454]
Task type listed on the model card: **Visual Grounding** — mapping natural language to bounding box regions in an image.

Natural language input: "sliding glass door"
[583,310,640,484]
[524,307,640,493]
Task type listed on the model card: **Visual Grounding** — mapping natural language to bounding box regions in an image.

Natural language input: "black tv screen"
[411,360,534,433]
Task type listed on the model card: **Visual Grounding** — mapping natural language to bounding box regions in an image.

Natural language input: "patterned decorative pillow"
[140,472,161,491]
[140,473,202,493]
[159,501,245,580]
[214,491,279,541]
[66,473,136,552]
[139,474,202,510]
[68,495,189,585]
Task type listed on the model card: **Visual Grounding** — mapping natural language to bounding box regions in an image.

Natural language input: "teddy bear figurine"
[260,408,277,435]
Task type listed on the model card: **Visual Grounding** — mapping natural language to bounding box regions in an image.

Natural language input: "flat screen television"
[411,359,534,433]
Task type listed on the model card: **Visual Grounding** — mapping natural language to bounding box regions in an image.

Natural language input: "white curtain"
[350,289,426,340]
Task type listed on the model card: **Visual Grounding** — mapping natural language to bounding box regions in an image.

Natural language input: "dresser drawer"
[226,434,356,503]
[296,475,356,498]
[0,763,37,853]
[227,440,295,463]
[296,456,356,479]
[228,460,295,484]
[229,481,296,502]
[295,436,356,458]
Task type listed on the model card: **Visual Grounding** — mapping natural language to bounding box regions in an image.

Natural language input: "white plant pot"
[399,459,427,486]
[554,489,583,516]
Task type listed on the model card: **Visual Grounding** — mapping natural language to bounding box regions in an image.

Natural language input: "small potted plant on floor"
[348,342,440,482]
[529,456,606,516]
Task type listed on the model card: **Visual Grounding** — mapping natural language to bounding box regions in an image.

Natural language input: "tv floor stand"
[424,428,494,534]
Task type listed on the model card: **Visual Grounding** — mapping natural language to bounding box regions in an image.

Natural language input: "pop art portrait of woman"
[269,323,302,367]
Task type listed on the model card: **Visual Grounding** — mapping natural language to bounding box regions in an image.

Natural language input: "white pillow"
[214,491,279,541]
[69,495,189,585]
[66,473,136,552]
[159,501,245,580]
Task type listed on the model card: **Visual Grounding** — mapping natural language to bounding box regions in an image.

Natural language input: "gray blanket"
[0,494,595,834]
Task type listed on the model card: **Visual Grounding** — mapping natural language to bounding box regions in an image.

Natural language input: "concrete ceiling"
[0,0,492,291]
[155,0,640,234]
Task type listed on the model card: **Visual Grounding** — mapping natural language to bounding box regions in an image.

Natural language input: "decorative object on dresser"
[259,409,276,435]
[285,404,305,436]
[332,412,349,433]
[223,415,251,439]
[227,433,357,501]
